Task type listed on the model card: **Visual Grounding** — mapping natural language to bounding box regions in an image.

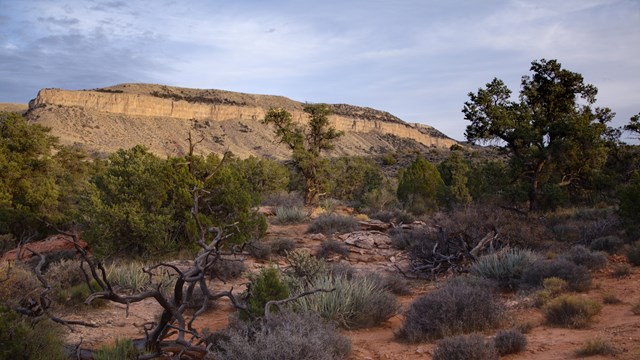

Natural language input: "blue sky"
[1,0,638,141]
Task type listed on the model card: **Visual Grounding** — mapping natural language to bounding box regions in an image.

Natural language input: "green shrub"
[493,328,527,356]
[397,279,504,342]
[316,239,350,259]
[559,245,608,270]
[274,206,307,224]
[293,273,398,329]
[432,334,498,360]
[575,338,617,357]
[270,238,296,256]
[106,261,175,293]
[210,311,351,360]
[618,172,640,238]
[246,241,272,260]
[0,305,66,360]
[471,248,540,290]
[626,241,640,266]
[532,277,569,308]
[520,258,591,292]
[397,155,446,214]
[307,214,359,235]
[285,250,329,280]
[94,338,140,360]
[244,267,289,319]
[590,235,624,254]
[261,191,304,207]
[544,295,602,328]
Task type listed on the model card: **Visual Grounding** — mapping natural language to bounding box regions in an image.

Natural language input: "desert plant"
[544,295,602,328]
[590,235,624,254]
[0,305,66,360]
[632,300,640,315]
[0,262,41,308]
[575,338,618,357]
[270,238,297,256]
[244,267,289,319]
[106,261,175,293]
[210,311,351,360]
[208,258,247,281]
[366,272,412,295]
[397,155,446,214]
[532,277,569,308]
[388,226,434,251]
[285,250,329,280]
[274,206,307,224]
[261,191,305,208]
[471,248,540,290]
[94,338,140,360]
[612,263,632,278]
[520,258,591,292]
[293,272,398,329]
[307,214,359,235]
[602,292,622,304]
[245,241,272,260]
[493,328,527,356]
[558,245,608,270]
[316,239,350,259]
[45,258,86,290]
[432,333,498,360]
[397,279,504,342]
[626,241,640,266]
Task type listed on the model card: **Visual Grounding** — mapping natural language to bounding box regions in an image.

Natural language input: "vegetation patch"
[558,245,608,270]
[544,295,602,328]
[575,338,618,357]
[307,214,359,235]
[432,333,498,360]
[471,248,540,290]
[520,258,591,292]
[493,328,527,356]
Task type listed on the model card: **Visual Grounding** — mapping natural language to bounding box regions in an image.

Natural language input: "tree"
[397,155,445,214]
[624,112,640,138]
[438,151,472,207]
[463,59,614,211]
[263,104,343,205]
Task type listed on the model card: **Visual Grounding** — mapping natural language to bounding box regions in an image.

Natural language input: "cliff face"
[28,84,456,159]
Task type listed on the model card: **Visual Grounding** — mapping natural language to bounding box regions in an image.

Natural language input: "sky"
[0,0,639,142]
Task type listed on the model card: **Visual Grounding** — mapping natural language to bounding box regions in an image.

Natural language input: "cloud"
[37,16,79,26]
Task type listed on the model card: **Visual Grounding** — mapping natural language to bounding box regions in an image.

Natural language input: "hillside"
[25,84,456,159]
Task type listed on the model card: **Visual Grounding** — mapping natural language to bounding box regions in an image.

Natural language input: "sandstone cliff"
[27,84,456,159]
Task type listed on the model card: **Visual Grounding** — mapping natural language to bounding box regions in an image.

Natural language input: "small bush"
[0,306,66,360]
[246,241,272,260]
[532,277,568,307]
[329,262,356,279]
[317,239,350,259]
[209,259,247,281]
[274,206,307,224]
[520,258,591,292]
[0,262,41,308]
[107,261,175,293]
[433,334,498,360]
[575,338,618,357]
[285,250,329,280]
[262,191,304,208]
[602,293,622,304]
[471,248,540,290]
[270,238,296,255]
[244,267,289,319]
[590,235,624,254]
[626,241,640,266]
[632,301,640,315]
[367,272,412,295]
[559,245,608,270]
[94,338,140,360]
[544,295,602,328]
[307,214,359,235]
[493,328,527,356]
[293,273,398,329]
[388,227,433,250]
[210,311,351,360]
[45,259,86,289]
[612,263,632,278]
[397,279,504,342]
[369,210,394,223]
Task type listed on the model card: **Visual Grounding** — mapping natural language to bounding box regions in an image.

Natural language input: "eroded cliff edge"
[27,84,456,159]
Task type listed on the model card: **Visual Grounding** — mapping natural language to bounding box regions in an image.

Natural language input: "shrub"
[471,248,540,290]
[0,306,66,360]
[397,155,446,214]
[45,259,86,290]
[293,273,398,329]
[520,258,591,292]
[94,338,140,360]
[388,227,433,250]
[274,206,307,224]
[397,279,504,342]
[246,241,272,260]
[261,191,304,208]
[432,334,498,360]
[612,263,632,278]
[210,311,351,360]
[329,262,356,279]
[544,295,602,328]
[369,210,394,223]
[493,328,527,356]
[575,338,618,357]
[270,238,296,256]
[559,245,608,270]
[209,258,247,281]
[0,262,41,308]
[590,235,624,254]
[107,261,175,293]
[244,267,289,319]
[366,272,412,295]
[317,239,350,259]
[285,250,329,280]
[626,241,640,266]
[632,301,640,315]
[307,214,359,235]
[602,293,622,304]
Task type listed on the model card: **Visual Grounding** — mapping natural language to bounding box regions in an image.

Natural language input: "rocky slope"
[26,84,456,159]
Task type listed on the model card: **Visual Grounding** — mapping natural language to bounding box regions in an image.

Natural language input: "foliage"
[602,292,622,304]
[0,305,66,360]
[274,206,307,224]
[317,239,350,259]
[438,150,472,207]
[263,105,343,205]
[520,258,592,292]
[618,172,640,238]
[228,156,290,200]
[0,262,41,309]
[632,300,640,315]
[270,238,296,256]
[210,311,351,360]
[307,214,359,235]
[106,261,175,293]
[543,295,602,328]
[94,338,140,360]
[575,338,618,357]
[493,328,527,356]
[245,240,272,260]
[327,156,384,204]
[590,235,624,254]
[558,245,608,270]
[466,159,510,203]
[365,272,412,296]
[397,155,445,214]
[261,191,304,207]
[397,278,504,342]
[463,59,614,211]
[611,263,632,278]
[244,267,289,319]
[626,241,640,266]
[470,248,540,290]
[432,334,498,360]
[388,226,432,250]
[292,272,398,329]
[208,258,247,281]
[285,250,329,280]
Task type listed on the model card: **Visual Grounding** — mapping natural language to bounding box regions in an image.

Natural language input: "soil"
[9,224,640,359]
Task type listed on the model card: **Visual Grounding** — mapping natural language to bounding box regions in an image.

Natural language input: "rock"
[339,231,392,250]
